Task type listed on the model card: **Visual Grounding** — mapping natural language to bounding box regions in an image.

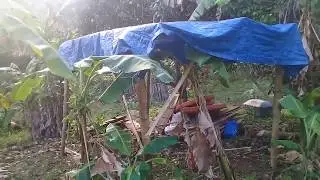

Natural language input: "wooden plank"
[146,65,192,136]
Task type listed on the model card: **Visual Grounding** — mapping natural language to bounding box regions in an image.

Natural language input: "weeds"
[0,130,31,148]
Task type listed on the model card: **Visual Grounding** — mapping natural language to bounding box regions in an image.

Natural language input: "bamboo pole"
[270,67,284,174]
[135,70,151,145]
[61,80,69,156]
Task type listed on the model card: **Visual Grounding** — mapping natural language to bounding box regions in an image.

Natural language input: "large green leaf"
[0,14,74,80]
[189,0,218,21]
[272,140,301,152]
[186,48,229,87]
[11,76,43,101]
[0,0,42,29]
[121,162,151,180]
[211,59,230,88]
[99,74,132,104]
[187,47,211,66]
[105,124,132,156]
[89,55,174,83]
[135,162,151,180]
[121,166,140,180]
[280,95,308,118]
[307,111,320,135]
[303,87,320,108]
[142,136,178,154]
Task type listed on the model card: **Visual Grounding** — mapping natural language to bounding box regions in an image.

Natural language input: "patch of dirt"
[0,118,274,179]
[154,123,272,180]
[0,139,79,179]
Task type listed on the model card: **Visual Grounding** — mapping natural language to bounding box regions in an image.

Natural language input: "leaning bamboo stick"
[146,65,192,136]
[122,95,144,149]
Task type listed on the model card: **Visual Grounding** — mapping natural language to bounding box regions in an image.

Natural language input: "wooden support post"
[135,70,151,145]
[61,80,69,156]
[271,67,284,174]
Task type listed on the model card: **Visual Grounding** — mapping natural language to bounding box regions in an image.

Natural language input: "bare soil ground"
[0,139,79,179]
[0,115,273,180]
[0,125,271,180]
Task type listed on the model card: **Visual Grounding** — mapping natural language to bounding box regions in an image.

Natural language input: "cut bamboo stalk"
[61,80,69,156]
[270,66,284,174]
[135,71,151,145]
[122,95,144,149]
[146,65,193,136]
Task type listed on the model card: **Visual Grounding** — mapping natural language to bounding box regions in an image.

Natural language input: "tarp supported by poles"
[58,17,309,179]
[59,17,308,75]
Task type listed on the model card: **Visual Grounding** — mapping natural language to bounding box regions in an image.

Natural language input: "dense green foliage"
[273,89,320,178]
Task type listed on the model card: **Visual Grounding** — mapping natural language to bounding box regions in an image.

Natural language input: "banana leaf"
[187,48,230,87]
[0,14,74,80]
[77,55,174,84]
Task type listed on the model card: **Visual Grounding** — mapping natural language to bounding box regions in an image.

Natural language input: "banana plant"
[273,88,320,179]
[0,0,75,80]
[64,54,174,163]
[0,62,45,133]
[68,123,178,180]
[187,47,230,87]
[189,0,228,20]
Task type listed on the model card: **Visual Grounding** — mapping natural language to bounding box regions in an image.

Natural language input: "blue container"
[223,120,239,138]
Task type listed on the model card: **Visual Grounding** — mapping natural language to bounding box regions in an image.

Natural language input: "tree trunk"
[61,80,69,156]
[26,76,64,141]
[271,67,284,175]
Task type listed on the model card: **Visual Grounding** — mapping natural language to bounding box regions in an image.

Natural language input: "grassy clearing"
[203,77,272,104]
[0,130,32,149]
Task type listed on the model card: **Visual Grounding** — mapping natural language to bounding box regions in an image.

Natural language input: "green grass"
[0,130,31,148]
[202,77,272,104]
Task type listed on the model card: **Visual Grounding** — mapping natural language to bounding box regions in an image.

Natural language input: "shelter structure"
[59,17,308,179]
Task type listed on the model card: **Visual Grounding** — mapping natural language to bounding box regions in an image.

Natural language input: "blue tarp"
[59,17,308,74]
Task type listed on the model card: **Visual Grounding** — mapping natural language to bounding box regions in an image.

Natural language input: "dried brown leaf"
[91,157,114,177]
[190,130,212,172]
[91,148,123,177]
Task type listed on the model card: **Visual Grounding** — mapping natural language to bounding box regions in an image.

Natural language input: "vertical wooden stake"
[271,66,284,174]
[135,70,151,145]
[61,79,69,156]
